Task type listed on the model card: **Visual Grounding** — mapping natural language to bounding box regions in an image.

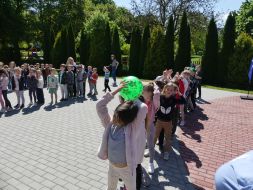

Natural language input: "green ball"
[120,76,143,101]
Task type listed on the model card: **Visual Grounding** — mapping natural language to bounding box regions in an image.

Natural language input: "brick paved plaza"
[0,78,252,190]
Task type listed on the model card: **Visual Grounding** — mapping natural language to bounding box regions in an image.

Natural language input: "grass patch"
[203,85,253,95]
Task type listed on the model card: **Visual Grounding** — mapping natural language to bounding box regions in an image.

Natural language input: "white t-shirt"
[37,76,44,89]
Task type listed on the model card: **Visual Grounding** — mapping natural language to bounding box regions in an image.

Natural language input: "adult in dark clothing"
[196,65,202,99]
[110,54,119,87]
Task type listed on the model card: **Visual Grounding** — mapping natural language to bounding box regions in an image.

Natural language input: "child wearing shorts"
[47,68,58,104]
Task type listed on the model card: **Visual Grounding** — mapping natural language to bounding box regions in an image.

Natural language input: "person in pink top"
[179,70,191,126]
[141,82,160,174]
[96,83,148,190]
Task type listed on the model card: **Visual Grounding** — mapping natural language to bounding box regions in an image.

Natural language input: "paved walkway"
[0,78,190,190]
[0,78,251,190]
[177,95,253,190]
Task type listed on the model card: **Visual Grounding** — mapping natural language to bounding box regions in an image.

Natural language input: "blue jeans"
[112,66,117,83]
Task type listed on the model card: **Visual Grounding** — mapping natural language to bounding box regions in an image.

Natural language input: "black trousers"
[197,83,201,98]
[104,79,111,92]
[2,90,12,108]
[73,82,76,97]
[67,84,74,97]
[159,129,164,150]
[29,88,37,102]
[136,164,142,190]
[36,88,44,104]
[191,92,196,109]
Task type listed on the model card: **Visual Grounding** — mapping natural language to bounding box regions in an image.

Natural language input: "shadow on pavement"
[180,106,208,143]
[44,104,57,111]
[22,105,43,115]
[4,109,21,117]
[88,95,98,101]
[142,140,198,190]
[178,140,202,169]
[196,98,211,105]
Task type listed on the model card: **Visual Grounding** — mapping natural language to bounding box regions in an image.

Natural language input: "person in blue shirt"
[103,66,111,92]
[215,151,253,190]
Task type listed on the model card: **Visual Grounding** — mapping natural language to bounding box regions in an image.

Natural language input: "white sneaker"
[0,108,6,113]
[180,120,185,126]
[33,103,37,106]
[144,150,150,157]
[163,152,170,160]
[148,163,154,174]
[28,102,33,106]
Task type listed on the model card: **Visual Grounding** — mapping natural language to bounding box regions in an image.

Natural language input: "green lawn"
[203,85,253,95]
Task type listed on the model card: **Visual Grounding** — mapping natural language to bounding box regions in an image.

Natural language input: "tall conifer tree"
[175,11,191,72]
[202,17,219,85]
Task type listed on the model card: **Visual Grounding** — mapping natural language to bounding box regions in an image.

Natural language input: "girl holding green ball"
[96,81,148,190]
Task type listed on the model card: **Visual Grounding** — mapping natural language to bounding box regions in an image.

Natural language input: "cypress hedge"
[129,27,141,76]
[202,17,219,85]
[165,16,175,70]
[139,25,150,78]
[111,27,122,75]
[79,30,90,66]
[219,13,236,85]
[175,11,191,72]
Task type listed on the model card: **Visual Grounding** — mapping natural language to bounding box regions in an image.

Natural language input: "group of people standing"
[0,55,120,113]
[0,55,204,190]
[96,65,202,190]
[0,62,46,111]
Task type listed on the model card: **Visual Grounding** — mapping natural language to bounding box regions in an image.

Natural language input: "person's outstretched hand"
[112,82,127,96]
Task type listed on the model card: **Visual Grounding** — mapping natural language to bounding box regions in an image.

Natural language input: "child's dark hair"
[113,101,139,126]
[143,82,154,93]
[155,81,166,90]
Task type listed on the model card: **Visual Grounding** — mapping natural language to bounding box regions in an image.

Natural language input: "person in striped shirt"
[103,66,111,92]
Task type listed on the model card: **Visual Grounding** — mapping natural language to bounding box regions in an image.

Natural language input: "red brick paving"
[177,96,253,190]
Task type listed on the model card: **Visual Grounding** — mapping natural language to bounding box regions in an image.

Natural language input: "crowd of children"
[96,66,202,190]
[0,57,203,190]
[0,57,110,113]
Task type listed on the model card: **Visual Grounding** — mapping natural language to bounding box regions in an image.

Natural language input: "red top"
[91,73,98,84]
[178,79,185,95]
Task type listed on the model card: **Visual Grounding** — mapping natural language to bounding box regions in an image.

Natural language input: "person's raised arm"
[96,83,126,128]
[153,83,161,111]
